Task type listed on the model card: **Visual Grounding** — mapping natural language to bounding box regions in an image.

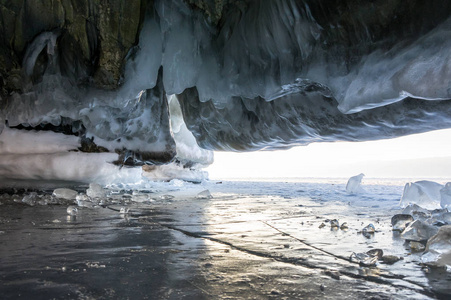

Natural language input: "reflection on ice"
[1,177,451,298]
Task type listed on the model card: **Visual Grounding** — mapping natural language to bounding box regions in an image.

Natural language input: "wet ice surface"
[1,179,450,299]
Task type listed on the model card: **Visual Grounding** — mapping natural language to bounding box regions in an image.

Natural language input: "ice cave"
[0,0,450,184]
[0,1,451,299]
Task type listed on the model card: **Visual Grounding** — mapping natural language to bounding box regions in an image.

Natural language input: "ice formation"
[0,0,450,184]
[346,173,365,194]
[402,204,431,220]
[196,190,213,199]
[86,183,106,199]
[401,220,439,242]
[422,225,451,268]
[53,188,78,200]
[399,181,444,210]
[440,183,451,209]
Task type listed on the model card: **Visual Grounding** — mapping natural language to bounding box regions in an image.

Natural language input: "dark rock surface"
[0,0,144,95]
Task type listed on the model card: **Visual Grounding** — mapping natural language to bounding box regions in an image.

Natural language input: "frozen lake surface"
[0,178,450,299]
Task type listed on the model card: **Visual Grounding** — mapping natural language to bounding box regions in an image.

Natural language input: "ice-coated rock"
[421,225,451,267]
[53,188,78,200]
[391,214,414,232]
[399,181,444,210]
[381,255,402,265]
[410,241,426,252]
[401,220,439,242]
[346,173,365,194]
[196,190,212,199]
[86,183,106,199]
[440,183,451,209]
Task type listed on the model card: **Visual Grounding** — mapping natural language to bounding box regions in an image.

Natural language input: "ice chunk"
[196,190,212,199]
[402,204,431,220]
[66,206,78,216]
[350,249,383,267]
[421,225,451,267]
[22,192,39,206]
[76,194,95,208]
[340,222,349,230]
[440,182,451,209]
[330,219,339,228]
[346,173,365,194]
[159,194,174,200]
[399,181,444,210]
[427,209,451,226]
[53,188,78,200]
[401,220,439,242]
[119,207,130,214]
[362,223,376,238]
[86,183,106,198]
[391,214,414,232]
[362,223,375,234]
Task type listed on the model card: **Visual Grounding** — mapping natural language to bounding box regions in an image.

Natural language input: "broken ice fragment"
[399,181,443,210]
[440,183,451,209]
[350,249,383,267]
[86,183,106,198]
[362,224,376,234]
[119,207,130,214]
[159,194,174,200]
[330,219,339,228]
[401,219,439,242]
[421,225,451,267]
[427,210,451,226]
[196,189,212,199]
[391,214,414,232]
[22,192,39,206]
[53,188,78,200]
[75,194,95,207]
[66,206,78,216]
[402,204,431,220]
[367,249,383,259]
[346,173,365,194]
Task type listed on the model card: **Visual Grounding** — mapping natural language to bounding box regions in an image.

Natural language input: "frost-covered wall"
[0,0,450,172]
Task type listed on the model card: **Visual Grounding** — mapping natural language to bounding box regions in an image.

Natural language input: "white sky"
[206,128,451,179]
